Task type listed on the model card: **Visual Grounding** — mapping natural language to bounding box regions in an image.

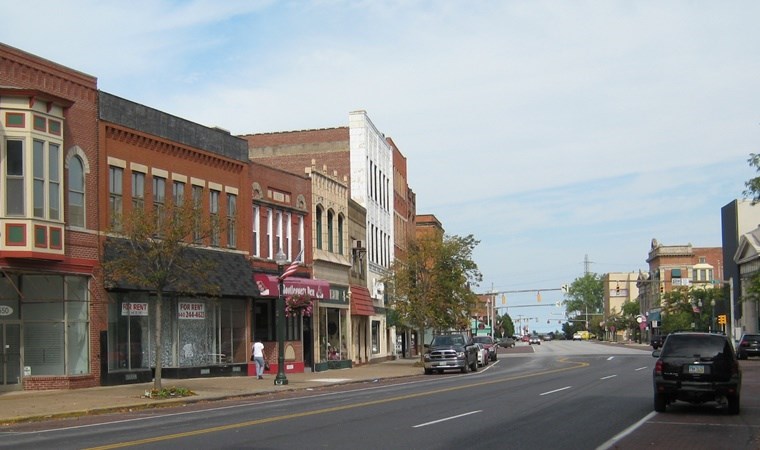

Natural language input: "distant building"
[602,272,639,341]
[722,199,760,340]
[642,239,723,337]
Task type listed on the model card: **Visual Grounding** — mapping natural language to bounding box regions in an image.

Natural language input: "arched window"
[327,210,334,252]
[337,214,344,255]
[68,155,85,227]
[315,205,323,249]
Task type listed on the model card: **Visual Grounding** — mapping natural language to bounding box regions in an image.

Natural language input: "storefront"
[253,274,330,373]
[0,273,91,391]
[102,242,258,385]
[309,285,349,371]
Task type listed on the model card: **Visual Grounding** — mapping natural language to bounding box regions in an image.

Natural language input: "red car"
[472,335,498,361]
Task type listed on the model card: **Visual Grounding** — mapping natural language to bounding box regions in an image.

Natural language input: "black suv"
[652,332,741,414]
[737,333,760,359]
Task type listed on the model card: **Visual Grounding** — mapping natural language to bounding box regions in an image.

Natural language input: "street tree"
[743,153,760,204]
[103,201,220,391]
[386,232,482,359]
[563,273,604,335]
[494,313,515,338]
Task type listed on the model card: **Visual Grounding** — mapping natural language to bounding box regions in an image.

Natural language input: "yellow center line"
[86,358,589,449]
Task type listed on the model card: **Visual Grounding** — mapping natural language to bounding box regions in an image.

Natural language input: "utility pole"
[584,254,594,275]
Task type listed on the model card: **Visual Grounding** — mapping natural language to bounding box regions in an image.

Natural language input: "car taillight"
[654,359,663,376]
[732,360,740,376]
[741,341,749,347]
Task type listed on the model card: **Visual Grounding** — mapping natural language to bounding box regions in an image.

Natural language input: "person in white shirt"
[252,340,266,379]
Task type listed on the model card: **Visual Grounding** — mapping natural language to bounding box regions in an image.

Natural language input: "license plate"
[688,365,705,374]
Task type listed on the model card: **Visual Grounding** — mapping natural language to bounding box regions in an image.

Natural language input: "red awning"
[350,285,375,316]
[254,274,330,299]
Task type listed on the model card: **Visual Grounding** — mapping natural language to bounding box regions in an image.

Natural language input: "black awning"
[104,238,259,297]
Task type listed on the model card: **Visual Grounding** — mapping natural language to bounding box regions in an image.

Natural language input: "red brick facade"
[1,43,102,390]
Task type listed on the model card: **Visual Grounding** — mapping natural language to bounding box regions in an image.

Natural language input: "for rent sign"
[121,302,149,316]
[178,302,206,320]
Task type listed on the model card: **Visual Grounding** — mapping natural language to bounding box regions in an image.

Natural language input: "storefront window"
[109,295,247,369]
[21,274,90,376]
[108,292,151,371]
[372,320,381,354]
[252,298,302,343]
[319,307,347,361]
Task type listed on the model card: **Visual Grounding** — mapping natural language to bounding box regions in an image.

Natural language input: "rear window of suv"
[661,334,731,358]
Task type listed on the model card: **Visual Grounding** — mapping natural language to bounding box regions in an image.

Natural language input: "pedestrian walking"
[252,340,266,379]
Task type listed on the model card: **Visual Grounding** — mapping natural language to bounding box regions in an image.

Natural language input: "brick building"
[0,43,102,390]
[97,92,261,384]
[642,239,723,338]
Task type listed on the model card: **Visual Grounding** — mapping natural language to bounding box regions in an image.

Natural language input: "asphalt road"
[1,341,757,449]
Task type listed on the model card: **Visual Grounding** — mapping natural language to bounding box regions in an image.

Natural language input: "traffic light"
[718,314,727,325]
[660,284,664,293]
[615,284,620,295]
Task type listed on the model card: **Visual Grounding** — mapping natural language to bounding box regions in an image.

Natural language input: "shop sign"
[254,274,330,298]
[121,302,149,316]
[0,305,13,316]
[178,302,206,320]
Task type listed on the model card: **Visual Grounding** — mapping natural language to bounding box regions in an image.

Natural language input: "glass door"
[1,323,22,388]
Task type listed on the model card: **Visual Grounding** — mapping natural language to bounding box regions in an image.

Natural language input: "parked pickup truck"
[423,333,479,374]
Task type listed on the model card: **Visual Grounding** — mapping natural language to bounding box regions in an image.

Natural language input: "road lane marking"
[635,366,648,371]
[596,411,656,450]
[600,375,617,380]
[413,410,482,428]
[85,359,589,450]
[607,356,615,360]
[540,386,571,396]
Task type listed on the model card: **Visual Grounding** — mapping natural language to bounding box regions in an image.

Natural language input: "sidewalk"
[0,359,422,425]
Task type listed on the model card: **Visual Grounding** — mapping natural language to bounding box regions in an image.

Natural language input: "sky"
[2,0,759,333]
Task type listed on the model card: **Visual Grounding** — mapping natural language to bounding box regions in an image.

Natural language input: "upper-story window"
[1,102,65,228]
[275,210,283,254]
[252,205,260,257]
[337,214,344,255]
[173,180,185,206]
[109,166,123,230]
[327,209,334,252]
[68,156,85,228]
[5,139,25,215]
[132,172,145,211]
[227,193,236,248]
[153,176,166,230]
[192,185,203,243]
[209,189,220,247]
[315,205,323,250]
[33,140,60,220]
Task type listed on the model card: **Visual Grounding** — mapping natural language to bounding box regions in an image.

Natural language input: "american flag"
[278,250,303,281]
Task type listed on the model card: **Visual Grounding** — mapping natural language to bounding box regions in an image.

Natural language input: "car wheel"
[728,394,740,415]
[437,369,444,374]
[424,368,433,375]
[654,393,667,412]
[471,359,478,372]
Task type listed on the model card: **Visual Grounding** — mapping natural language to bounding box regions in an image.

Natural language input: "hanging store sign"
[121,302,149,316]
[178,302,206,320]
[254,274,330,299]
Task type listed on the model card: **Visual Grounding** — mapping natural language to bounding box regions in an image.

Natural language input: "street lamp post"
[274,249,289,386]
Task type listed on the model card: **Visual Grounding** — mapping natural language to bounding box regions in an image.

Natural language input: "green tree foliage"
[386,232,482,357]
[103,202,220,390]
[563,273,604,334]
[494,313,515,338]
[743,153,760,204]
[659,286,726,333]
[606,301,642,341]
